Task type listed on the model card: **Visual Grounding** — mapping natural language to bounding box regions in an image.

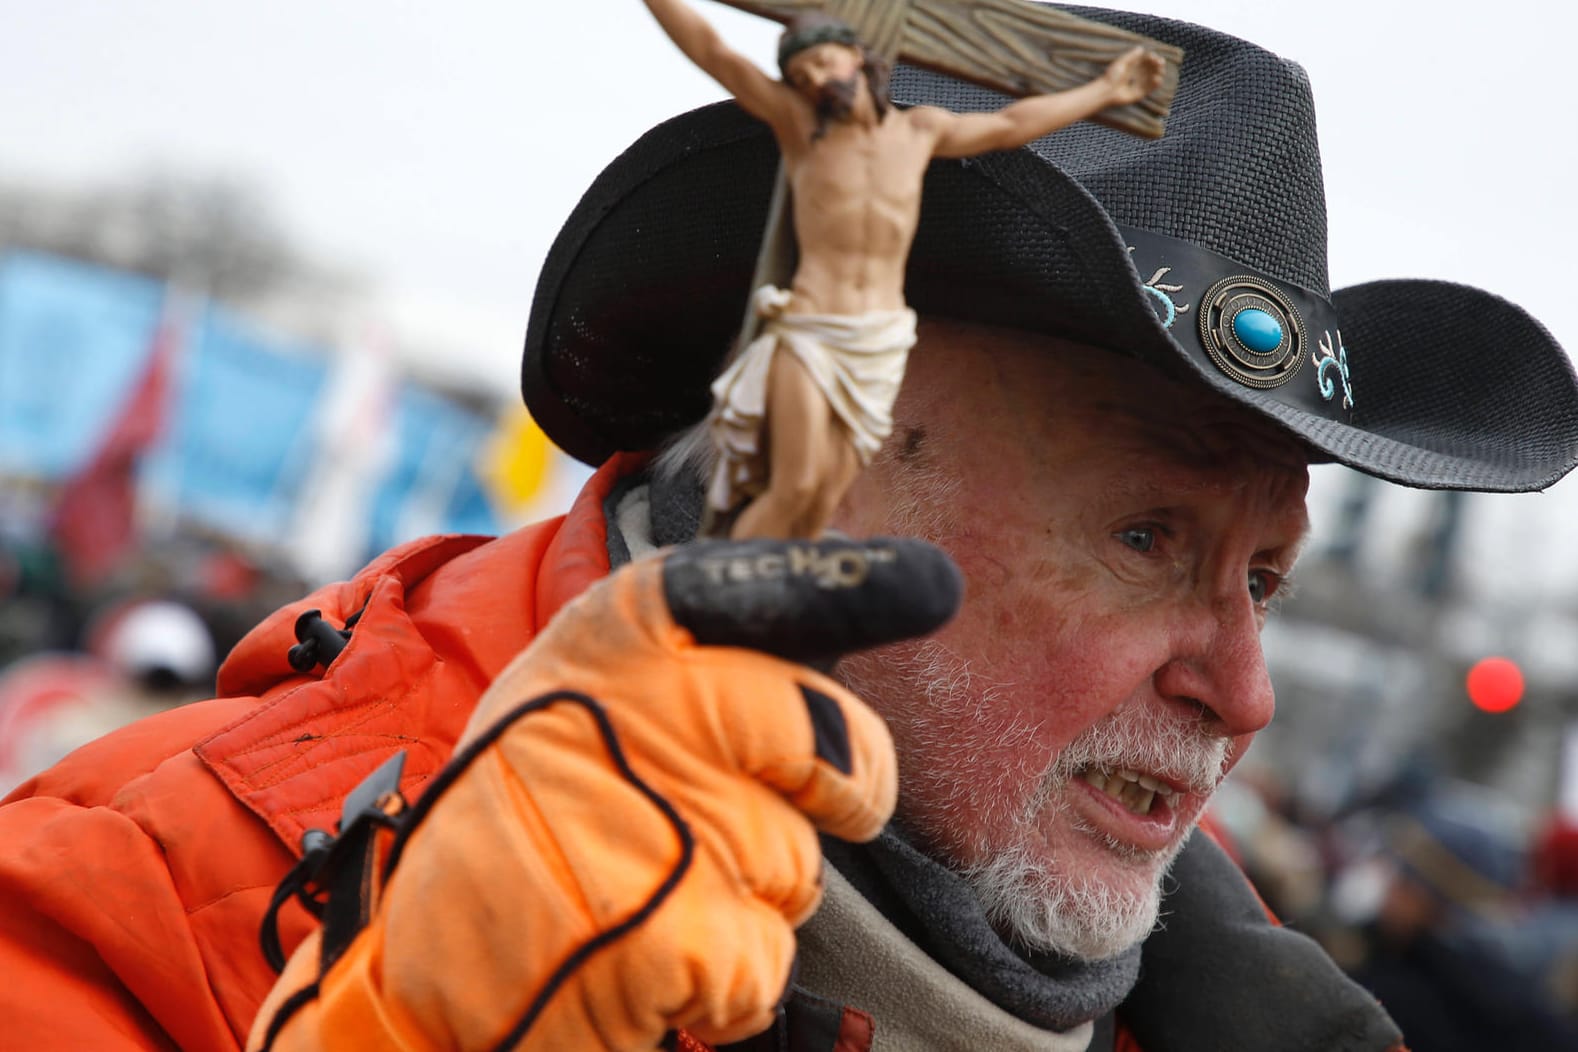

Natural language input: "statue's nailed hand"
[250,537,961,1052]
[1101,45,1166,108]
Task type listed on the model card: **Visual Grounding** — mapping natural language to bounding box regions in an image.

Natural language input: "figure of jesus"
[646,0,1165,540]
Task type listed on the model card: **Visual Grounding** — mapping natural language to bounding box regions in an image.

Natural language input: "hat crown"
[892,5,1331,296]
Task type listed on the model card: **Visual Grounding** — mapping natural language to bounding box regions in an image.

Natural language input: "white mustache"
[1049,703,1229,796]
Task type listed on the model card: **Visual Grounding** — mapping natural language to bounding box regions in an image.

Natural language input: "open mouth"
[1080,766,1179,817]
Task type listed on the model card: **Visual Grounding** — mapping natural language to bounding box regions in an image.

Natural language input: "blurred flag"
[139,304,330,544]
[286,321,398,584]
[478,404,554,520]
[48,290,187,585]
[0,253,165,479]
[363,384,504,559]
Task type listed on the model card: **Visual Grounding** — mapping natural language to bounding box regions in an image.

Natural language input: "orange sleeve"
[0,692,317,1050]
[0,796,241,1051]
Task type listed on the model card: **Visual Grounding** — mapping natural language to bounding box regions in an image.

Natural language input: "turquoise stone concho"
[1197,275,1307,391]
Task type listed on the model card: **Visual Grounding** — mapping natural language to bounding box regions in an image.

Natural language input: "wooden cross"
[720,0,1180,135]
[710,0,1183,335]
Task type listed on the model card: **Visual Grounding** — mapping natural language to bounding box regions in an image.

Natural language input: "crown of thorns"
[777,19,861,76]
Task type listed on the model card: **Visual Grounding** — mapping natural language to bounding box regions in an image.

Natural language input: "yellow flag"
[478,405,552,518]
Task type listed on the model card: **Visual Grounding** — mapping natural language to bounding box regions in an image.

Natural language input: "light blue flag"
[141,304,330,541]
[365,384,503,557]
[0,253,164,478]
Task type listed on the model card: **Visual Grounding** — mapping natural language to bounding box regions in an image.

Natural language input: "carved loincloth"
[706,285,918,515]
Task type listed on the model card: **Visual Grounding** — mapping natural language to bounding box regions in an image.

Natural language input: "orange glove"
[250,537,960,1052]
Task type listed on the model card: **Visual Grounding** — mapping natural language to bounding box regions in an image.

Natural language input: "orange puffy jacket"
[0,454,643,1050]
[0,455,1148,1052]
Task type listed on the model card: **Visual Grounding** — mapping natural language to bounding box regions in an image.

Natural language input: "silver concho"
[1197,275,1306,390]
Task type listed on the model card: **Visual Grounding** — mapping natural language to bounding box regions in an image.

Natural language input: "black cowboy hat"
[521,4,1578,492]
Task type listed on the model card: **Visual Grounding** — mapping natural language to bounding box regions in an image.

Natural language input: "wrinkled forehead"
[1109,399,1311,479]
[1028,338,1311,471]
[904,321,1314,506]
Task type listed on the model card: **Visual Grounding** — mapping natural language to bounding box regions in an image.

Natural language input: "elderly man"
[5,7,1578,1052]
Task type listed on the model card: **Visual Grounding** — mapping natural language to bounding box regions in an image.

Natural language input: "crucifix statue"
[643,0,1181,540]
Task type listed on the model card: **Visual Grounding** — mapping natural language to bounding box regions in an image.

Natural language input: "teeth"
[1128,786,1156,815]
[1080,766,1174,815]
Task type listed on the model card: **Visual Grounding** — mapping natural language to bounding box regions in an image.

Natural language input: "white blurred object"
[96,599,215,686]
[0,601,216,792]
[287,319,398,584]
[1561,723,1578,823]
[1331,856,1393,926]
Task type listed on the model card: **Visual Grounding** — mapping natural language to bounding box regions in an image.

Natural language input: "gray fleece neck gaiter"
[821,827,1142,1033]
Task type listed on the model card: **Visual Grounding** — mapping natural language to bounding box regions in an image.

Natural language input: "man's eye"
[1117,527,1156,553]
[1248,569,1277,605]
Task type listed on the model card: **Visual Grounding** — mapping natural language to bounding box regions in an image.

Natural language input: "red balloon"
[1466,656,1524,713]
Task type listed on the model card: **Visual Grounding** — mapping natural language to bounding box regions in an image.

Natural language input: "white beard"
[962,840,1169,961]
[841,637,1229,962]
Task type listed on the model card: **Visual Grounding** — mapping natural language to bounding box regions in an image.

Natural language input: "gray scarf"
[822,828,1141,1035]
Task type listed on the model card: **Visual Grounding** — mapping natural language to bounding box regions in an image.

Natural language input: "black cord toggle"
[286,600,368,673]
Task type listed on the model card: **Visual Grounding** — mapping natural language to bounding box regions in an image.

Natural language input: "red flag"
[49,301,182,586]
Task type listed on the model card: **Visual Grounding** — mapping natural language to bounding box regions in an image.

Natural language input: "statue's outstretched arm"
[643,0,796,127]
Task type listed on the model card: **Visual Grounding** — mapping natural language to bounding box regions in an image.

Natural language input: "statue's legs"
[730,341,860,540]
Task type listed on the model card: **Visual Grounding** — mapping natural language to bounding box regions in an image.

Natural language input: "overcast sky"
[3,0,1573,397]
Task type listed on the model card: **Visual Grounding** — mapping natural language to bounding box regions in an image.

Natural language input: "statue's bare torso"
[781,110,933,316]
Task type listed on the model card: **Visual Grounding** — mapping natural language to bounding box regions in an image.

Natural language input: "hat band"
[1119,225,1355,423]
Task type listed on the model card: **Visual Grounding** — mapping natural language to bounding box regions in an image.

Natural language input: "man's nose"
[1153,590,1276,739]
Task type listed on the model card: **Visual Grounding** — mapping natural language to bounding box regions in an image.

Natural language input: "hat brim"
[523,101,1578,492]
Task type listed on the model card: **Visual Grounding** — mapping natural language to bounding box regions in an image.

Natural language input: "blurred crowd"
[0,520,307,795]
[1216,757,1578,1049]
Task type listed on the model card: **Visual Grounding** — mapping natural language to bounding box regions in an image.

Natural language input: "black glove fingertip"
[661,537,962,665]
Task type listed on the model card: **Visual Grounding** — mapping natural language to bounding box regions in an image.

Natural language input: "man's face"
[783,42,865,121]
[834,319,1311,960]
